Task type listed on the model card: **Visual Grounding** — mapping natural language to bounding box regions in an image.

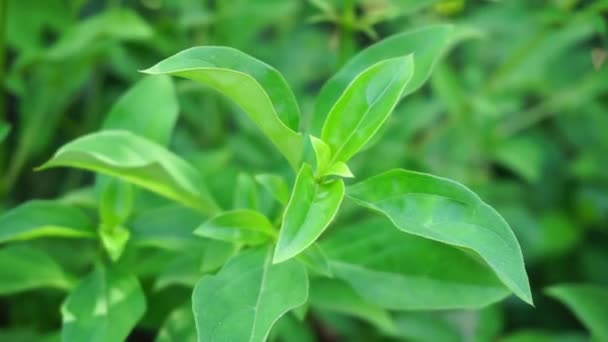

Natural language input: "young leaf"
[194,209,276,245]
[274,164,344,263]
[38,130,219,214]
[321,218,510,310]
[0,200,94,243]
[61,266,146,342]
[0,245,75,294]
[102,75,178,146]
[320,56,414,164]
[254,174,290,206]
[142,46,304,168]
[546,284,608,341]
[99,224,131,262]
[346,169,532,305]
[311,25,453,134]
[99,179,134,227]
[310,136,354,178]
[192,247,308,342]
[310,278,396,334]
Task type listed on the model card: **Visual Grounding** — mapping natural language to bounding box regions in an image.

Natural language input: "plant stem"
[337,0,356,67]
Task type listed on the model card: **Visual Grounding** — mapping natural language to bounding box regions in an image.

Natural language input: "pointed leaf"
[321,218,510,310]
[254,174,290,206]
[61,266,146,342]
[296,243,332,277]
[0,200,94,243]
[192,247,308,342]
[274,164,344,263]
[194,209,276,245]
[233,173,258,210]
[38,130,219,214]
[311,25,453,134]
[546,284,608,341]
[346,169,532,304]
[142,47,304,168]
[320,56,414,164]
[0,245,74,294]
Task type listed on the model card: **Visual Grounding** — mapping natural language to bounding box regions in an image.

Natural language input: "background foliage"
[1,0,607,341]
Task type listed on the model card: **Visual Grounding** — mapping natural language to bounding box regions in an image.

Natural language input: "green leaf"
[320,56,414,164]
[346,169,532,305]
[99,179,134,227]
[102,75,178,146]
[38,130,219,214]
[192,246,308,342]
[321,218,510,310]
[274,164,344,263]
[310,278,395,333]
[156,303,196,342]
[311,25,453,134]
[194,209,276,245]
[100,224,131,262]
[61,266,146,342]
[546,284,608,341]
[254,174,290,206]
[310,136,354,178]
[142,46,304,168]
[0,200,95,243]
[0,245,74,294]
[296,243,332,277]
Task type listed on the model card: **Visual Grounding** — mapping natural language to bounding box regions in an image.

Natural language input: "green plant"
[1,24,537,341]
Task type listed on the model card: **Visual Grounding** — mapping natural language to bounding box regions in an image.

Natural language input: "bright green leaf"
[38,130,219,214]
[61,266,146,342]
[311,25,453,134]
[546,284,608,341]
[233,173,258,210]
[99,179,134,227]
[194,209,275,245]
[0,245,74,294]
[320,56,414,164]
[346,169,532,305]
[310,136,354,178]
[142,46,304,168]
[0,200,94,243]
[192,246,308,342]
[156,303,196,342]
[296,243,332,277]
[321,218,510,310]
[274,164,344,263]
[100,224,131,262]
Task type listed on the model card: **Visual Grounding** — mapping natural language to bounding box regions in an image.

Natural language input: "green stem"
[337,0,356,67]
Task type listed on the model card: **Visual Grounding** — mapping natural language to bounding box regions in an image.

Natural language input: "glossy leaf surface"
[142,47,304,168]
[0,200,94,243]
[274,164,344,263]
[38,130,219,214]
[321,218,510,310]
[192,247,308,342]
[321,56,414,163]
[347,169,532,304]
[194,209,275,245]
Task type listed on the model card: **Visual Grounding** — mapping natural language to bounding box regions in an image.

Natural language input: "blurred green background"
[1,0,607,341]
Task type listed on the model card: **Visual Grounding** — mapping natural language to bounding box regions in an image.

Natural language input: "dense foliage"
[1,1,607,341]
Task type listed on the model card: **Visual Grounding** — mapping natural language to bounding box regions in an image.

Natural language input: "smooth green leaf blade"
[102,75,178,146]
[254,174,290,206]
[142,46,304,168]
[38,130,219,214]
[192,247,308,342]
[233,173,258,210]
[546,284,608,341]
[99,179,134,227]
[61,266,146,342]
[100,224,130,262]
[320,56,414,163]
[311,25,453,134]
[346,169,532,304]
[0,245,74,294]
[194,209,275,245]
[321,218,510,310]
[310,278,395,333]
[0,200,95,243]
[296,243,332,277]
[274,164,344,263]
